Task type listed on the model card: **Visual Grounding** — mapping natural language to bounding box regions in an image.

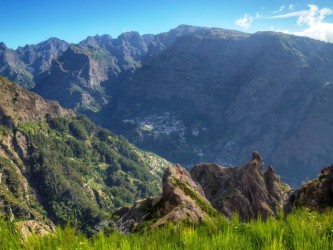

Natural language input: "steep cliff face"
[191,152,290,220]
[34,32,153,111]
[115,164,218,232]
[33,45,118,111]
[107,30,333,186]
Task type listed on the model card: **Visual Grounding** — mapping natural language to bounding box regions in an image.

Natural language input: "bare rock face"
[285,165,333,212]
[33,45,117,111]
[114,164,218,233]
[191,152,290,220]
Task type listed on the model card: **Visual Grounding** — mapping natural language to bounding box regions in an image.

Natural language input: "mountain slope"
[0,75,73,126]
[33,45,117,111]
[33,32,152,111]
[147,24,249,55]
[0,76,171,235]
[34,25,239,111]
[105,30,333,186]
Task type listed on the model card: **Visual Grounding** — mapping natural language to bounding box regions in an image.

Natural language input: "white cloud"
[235,13,261,28]
[269,5,333,42]
[273,4,295,14]
[274,5,286,14]
[296,22,333,42]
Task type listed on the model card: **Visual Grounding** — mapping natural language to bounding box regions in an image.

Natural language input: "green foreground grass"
[1,208,333,250]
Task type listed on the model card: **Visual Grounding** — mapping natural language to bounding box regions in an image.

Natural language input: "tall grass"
[2,208,333,249]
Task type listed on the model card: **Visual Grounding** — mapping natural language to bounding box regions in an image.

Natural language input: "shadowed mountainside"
[105,29,333,186]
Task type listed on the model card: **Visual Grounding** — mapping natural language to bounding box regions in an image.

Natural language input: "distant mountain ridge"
[0,25,243,90]
[32,25,246,111]
[2,25,333,186]
[0,38,69,88]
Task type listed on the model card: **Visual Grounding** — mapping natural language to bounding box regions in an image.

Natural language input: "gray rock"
[191,152,290,220]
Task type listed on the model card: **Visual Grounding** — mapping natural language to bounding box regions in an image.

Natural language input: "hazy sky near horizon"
[1,0,333,49]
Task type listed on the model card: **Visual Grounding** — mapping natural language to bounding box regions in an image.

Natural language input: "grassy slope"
[1,208,332,249]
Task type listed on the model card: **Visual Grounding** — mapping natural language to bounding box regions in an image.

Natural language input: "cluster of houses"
[124,113,186,138]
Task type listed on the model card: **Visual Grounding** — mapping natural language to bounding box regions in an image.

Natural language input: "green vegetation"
[1,208,333,249]
[172,177,220,217]
[0,125,10,138]
[13,115,169,235]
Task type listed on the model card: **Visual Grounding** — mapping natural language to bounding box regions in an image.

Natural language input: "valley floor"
[1,208,333,250]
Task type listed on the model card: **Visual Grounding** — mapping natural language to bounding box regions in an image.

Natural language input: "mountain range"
[0,71,332,238]
[1,25,333,186]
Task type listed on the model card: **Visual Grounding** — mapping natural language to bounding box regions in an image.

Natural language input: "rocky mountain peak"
[114,164,218,232]
[118,31,141,40]
[191,152,290,220]
[0,42,7,50]
[250,150,263,166]
[79,34,113,49]
[265,165,278,182]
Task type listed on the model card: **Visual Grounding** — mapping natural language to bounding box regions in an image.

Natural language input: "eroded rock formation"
[191,152,290,220]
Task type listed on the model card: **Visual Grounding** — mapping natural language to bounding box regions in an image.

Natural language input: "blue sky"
[1,0,333,49]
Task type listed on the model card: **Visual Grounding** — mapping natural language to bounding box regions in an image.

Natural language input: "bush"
[69,121,87,140]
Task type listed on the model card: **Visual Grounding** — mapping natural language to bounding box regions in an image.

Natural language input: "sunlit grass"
[2,208,333,249]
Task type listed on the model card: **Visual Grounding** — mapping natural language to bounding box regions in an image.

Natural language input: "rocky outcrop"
[191,152,290,220]
[114,164,218,233]
[285,165,333,212]
[15,220,55,240]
